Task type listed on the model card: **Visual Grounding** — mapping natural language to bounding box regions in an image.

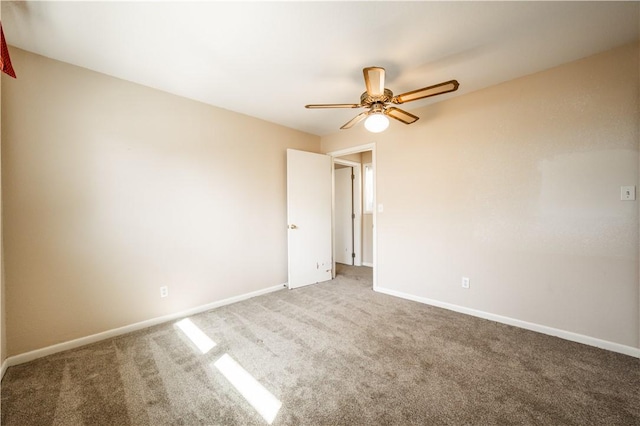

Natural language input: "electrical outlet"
[160,286,169,298]
[461,277,470,289]
[621,186,636,201]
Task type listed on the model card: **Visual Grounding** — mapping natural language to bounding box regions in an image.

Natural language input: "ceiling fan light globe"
[364,114,389,133]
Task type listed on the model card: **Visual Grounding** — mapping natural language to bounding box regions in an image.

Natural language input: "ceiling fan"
[305,67,459,132]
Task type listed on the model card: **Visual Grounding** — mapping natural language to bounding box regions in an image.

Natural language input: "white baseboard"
[375,286,640,359]
[3,283,287,372]
[362,262,373,268]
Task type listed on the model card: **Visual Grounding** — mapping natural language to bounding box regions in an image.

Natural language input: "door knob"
[289,224,298,229]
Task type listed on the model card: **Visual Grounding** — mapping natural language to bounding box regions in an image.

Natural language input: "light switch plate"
[377,204,384,213]
[621,186,636,201]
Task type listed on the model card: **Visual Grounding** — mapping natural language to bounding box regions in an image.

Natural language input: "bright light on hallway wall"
[364,113,389,133]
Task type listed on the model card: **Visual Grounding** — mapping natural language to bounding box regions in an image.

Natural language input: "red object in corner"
[1,22,16,78]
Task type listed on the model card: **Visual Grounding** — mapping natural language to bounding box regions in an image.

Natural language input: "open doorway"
[329,144,376,289]
[333,159,361,266]
[285,147,373,290]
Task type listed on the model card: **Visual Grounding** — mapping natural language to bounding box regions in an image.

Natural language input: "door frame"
[333,159,362,267]
[327,143,377,290]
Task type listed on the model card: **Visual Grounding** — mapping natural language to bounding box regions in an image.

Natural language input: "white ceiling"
[2,1,639,136]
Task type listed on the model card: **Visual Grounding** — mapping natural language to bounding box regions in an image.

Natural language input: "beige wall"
[1,48,320,356]
[337,153,362,163]
[362,216,373,266]
[322,43,640,349]
[0,77,4,366]
[0,3,5,370]
[361,151,374,266]
[361,151,372,164]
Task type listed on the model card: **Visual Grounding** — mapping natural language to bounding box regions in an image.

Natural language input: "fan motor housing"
[360,88,394,106]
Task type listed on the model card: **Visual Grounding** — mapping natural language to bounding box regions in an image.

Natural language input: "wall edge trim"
[0,358,8,382]
[3,283,287,369]
[375,286,640,358]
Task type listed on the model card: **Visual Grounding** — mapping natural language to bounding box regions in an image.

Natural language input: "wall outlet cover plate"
[621,186,636,201]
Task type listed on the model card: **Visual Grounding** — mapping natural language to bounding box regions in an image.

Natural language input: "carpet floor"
[1,264,638,425]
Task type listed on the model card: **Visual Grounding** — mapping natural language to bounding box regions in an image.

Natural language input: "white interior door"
[287,149,332,289]
[334,166,353,265]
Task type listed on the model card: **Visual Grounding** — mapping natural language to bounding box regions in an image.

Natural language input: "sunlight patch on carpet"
[213,354,282,424]
[175,318,217,354]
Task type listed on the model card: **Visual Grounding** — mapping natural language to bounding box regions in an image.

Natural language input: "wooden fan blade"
[363,67,385,97]
[340,112,368,130]
[386,107,419,124]
[393,80,459,104]
[305,103,361,109]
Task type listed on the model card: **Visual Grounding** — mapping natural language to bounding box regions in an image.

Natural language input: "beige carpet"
[2,264,638,425]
